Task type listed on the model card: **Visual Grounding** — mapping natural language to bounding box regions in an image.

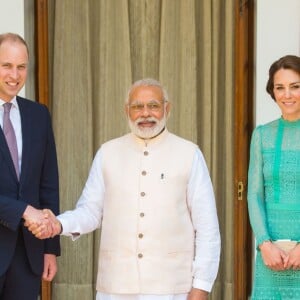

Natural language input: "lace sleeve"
[247,126,271,246]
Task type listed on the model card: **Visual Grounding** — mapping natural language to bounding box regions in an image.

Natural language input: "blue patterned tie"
[3,102,19,179]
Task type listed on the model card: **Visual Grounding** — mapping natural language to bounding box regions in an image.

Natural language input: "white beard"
[128,115,167,139]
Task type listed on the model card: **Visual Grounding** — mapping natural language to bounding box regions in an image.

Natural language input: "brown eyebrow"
[274,81,300,86]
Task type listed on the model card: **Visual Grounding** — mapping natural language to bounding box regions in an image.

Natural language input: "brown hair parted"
[266,55,300,100]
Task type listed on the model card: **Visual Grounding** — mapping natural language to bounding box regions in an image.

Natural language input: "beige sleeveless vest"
[96,130,197,294]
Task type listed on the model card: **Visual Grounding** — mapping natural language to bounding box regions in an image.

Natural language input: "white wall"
[0,0,25,97]
[255,0,300,125]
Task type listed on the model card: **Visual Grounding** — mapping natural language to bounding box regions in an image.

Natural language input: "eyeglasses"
[128,100,166,112]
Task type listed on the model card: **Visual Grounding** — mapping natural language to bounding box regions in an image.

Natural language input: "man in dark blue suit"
[0,33,60,299]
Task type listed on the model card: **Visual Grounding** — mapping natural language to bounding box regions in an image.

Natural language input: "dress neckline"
[279,117,300,126]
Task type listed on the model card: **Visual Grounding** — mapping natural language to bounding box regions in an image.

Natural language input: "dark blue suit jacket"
[0,96,60,276]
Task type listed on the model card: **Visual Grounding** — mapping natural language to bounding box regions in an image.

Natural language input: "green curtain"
[48,0,234,299]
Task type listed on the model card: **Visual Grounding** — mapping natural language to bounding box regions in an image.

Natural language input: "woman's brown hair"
[266,55,300,100]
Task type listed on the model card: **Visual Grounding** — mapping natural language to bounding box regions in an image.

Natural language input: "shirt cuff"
[192,278,214,292]
[57,216,81,241]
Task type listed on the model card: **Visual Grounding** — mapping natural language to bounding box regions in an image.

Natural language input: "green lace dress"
[247,118,300,300]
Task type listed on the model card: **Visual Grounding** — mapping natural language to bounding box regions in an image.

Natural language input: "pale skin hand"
[259,240,287,271]
[283,244,300,270]
[23,205,48,224]
[43,254,57,281]
[25,209,61,239]
[23,205,53,237]
[187,288,209,300]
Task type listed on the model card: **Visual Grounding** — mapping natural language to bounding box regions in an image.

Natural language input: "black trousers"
[0,230,41,300]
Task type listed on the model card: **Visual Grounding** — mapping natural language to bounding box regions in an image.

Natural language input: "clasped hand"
[260,241,300,271]
[23,205,61,239]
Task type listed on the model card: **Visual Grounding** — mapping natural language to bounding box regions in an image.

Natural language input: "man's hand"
[43,254,57,281]
[23,205,52,237]
[24,206,61,239]
[188,288,209,300]
[39,209,62,238]
[23,205,48,225]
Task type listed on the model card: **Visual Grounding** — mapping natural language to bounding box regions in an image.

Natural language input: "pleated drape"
[48,1,234,299]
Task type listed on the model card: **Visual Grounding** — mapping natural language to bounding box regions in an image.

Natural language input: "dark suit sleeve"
[39,107,60,255]
[0,195,27,231]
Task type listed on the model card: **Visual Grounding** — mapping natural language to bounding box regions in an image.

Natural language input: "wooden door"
[234,0,255,299]
[35,0,51,299]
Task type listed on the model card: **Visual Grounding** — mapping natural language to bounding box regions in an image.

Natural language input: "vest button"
[140,212,145,217]
[140,192,145,197]
[141,170,147,176]
[138,253,143,258]
[144,151,149,156]
[138,233,143,238]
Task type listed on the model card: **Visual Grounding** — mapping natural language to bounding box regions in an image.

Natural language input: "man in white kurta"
[29,78,221,300]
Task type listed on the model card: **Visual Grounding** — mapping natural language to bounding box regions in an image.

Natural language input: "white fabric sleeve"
[187,148,221,292]
[57,148,105,240]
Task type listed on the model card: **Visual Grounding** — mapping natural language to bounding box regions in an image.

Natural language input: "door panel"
[234,0,254,299]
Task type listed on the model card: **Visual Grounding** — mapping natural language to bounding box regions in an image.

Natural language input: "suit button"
[138,233,144,239]
[138,253,143,258]
[141,170,147,176]
[140,192,145,197]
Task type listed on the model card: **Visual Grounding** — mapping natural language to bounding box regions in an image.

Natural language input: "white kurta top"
[58,130,220,299]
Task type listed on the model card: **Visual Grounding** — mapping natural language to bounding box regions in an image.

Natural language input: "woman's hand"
[259,240,287,271]
[283,243,300,270]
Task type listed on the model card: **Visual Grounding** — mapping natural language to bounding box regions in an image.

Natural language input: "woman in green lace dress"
[248,55,300,299]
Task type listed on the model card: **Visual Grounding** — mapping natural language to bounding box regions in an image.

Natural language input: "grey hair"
[125,78,169,104]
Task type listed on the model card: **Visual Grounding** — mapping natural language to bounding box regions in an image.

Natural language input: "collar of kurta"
[130,127,169,148]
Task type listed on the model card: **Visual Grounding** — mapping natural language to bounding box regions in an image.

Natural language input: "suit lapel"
[0,124,18,180]
[17,97,31,185]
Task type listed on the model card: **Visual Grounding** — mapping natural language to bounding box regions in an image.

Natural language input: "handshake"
[23,205,62,239]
